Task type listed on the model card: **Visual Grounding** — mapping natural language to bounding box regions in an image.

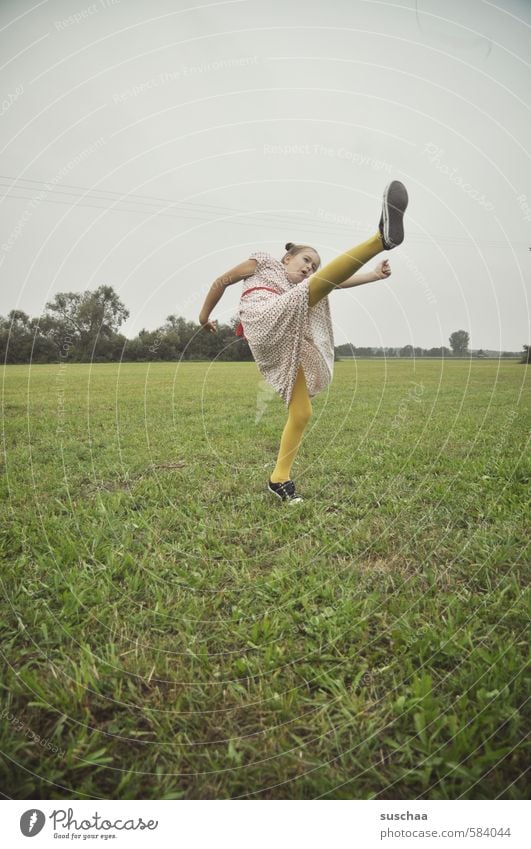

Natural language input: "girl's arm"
[336,260,391,290]
[199,258,257,331]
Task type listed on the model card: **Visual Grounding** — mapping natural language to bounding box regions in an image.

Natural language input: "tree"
[449,329,470,356]
[335,343,355,358]
[0,311,32,363]
[45,286,129,358]
[520,345,531,364]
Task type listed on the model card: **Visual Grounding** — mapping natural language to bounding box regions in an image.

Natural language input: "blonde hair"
[282,242,321,270]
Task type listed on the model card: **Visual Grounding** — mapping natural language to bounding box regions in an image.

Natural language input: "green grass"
[1,359,529,799]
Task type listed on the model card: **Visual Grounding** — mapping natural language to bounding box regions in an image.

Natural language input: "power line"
[0,173,526,249]
[0,174,356,240]
[0,173,264,218]
[0,173,341,231]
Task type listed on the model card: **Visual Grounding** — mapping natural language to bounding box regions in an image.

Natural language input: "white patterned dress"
[237,251,335,408]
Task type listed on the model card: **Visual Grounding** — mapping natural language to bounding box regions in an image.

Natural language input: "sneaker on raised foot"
[267,479,303,503]
[378,180,408,249]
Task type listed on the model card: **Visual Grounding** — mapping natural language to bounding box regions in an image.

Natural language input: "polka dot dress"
[238,251,335,408]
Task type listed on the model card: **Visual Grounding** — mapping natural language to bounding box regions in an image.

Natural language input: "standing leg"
[270,365,312,483]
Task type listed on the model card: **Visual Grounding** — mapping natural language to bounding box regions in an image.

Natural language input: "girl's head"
[281,243,321,283]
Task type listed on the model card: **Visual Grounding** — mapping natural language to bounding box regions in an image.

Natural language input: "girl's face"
[282,249,320,283]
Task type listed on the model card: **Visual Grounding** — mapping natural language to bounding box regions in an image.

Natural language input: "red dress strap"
[241,286,281,297]
[235,286,281,338]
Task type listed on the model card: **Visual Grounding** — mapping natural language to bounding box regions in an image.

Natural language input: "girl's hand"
[201,319,218,334]
[374,260,391,280]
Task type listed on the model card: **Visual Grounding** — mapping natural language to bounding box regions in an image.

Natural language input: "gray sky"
[1,0,529,349]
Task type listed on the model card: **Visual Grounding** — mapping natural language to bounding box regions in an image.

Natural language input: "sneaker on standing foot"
[267,479,303,503]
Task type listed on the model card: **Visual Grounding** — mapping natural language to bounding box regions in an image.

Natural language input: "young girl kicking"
[199,180,408,503]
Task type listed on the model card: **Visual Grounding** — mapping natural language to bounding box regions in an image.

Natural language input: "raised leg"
[308,232,384,308]
[307,180,409,307]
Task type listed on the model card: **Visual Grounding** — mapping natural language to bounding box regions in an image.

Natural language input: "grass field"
[1,359,529,799]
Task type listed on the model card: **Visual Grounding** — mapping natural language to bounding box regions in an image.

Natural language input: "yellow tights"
[270,365,313,483]
[307,231,384,308]
[270,232,383,483]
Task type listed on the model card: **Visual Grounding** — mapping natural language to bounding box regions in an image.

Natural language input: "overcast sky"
[0,0,529,349]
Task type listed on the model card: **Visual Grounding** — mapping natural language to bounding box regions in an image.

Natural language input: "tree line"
[0,286,253,364]
[0,286,526,364]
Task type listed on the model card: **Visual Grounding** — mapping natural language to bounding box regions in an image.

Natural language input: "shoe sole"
[381,180,408,249]
[267,483,303,503]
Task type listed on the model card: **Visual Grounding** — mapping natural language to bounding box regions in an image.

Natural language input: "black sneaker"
[267,479,303,503]
[378,180,408,249]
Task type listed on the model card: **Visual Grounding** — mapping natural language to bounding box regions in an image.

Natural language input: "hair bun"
[285,242,295,251]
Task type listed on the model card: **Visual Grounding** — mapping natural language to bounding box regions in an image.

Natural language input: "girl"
[199,180,408,503]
